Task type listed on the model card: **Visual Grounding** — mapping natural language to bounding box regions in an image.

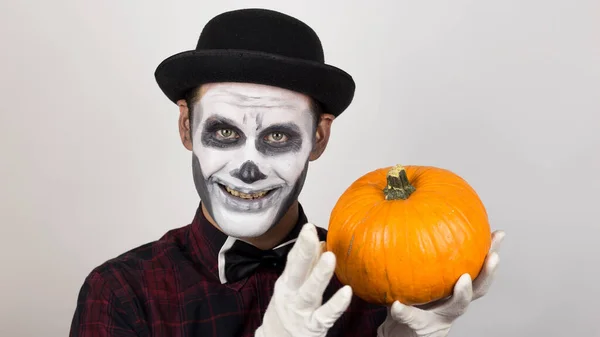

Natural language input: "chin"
[218,216,274,238]
[212,209,280,238]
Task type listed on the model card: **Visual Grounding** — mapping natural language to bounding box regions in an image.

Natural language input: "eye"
[265,132,288,143]
[216,129,238,140]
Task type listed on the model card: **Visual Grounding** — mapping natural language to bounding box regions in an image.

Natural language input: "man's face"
[190,82,316,238]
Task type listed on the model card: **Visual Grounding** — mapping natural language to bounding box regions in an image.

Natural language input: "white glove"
[255,223,353,337]
[377,230,505,337]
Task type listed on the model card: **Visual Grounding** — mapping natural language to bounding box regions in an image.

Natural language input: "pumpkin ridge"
[426,203,450,296]
[417,196,466,298]
[407,166,428,188]
[381,201,395,303]
[341,190,383,208]
[436,191,485,241]
[330,198,387,294]
[428,192,490,282]
[352,200,388,302]
[431,214,456,300]
[409,201,421,302]
[424,195,473,297]
[402,201,415,297]
[416,171,483,202]
[406,201,427,302]
[409,198,436,253]
[430,194,476,250]
[417,199,450,303]
[412,177,475,192]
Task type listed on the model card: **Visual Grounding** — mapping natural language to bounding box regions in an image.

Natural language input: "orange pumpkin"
[326,164,491,306]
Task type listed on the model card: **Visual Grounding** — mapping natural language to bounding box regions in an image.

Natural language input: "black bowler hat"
[154,8,355,117]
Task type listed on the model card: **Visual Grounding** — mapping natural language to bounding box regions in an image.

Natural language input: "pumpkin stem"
[383,164,416,200]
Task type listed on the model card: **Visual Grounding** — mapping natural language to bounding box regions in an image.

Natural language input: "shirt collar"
[186,202,321,289]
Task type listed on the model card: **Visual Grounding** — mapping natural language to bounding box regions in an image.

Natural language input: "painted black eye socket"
[200,117,246,149]
[215,128,239,141]
[264,131,288,143]
[257,124,303,153]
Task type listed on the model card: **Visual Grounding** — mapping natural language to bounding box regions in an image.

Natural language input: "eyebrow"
[260,122,302,135]
[202,116,239,129]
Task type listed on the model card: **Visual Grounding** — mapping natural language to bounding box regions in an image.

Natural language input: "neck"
[201,201,300,250]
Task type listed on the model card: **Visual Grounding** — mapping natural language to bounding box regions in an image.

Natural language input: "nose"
[231,160,267,184]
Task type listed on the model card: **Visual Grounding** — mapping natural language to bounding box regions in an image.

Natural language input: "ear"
[177,99,193,151]
[309,113,335,161]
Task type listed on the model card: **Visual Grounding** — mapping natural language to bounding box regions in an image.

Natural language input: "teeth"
[225,186,269,199]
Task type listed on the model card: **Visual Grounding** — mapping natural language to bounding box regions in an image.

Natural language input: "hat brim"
[154,49,355,117]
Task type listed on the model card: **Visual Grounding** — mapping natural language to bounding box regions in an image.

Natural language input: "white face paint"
[190,82,316,238]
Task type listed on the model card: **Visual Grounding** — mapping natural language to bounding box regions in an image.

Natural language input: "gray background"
[1,0,599,336]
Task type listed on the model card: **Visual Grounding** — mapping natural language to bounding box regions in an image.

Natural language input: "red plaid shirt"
[69,203,387,337]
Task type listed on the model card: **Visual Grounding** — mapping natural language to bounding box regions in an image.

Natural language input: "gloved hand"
[255,223,353,337]
[377,230,505,337]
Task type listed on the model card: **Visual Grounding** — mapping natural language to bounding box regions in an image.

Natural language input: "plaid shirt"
[69,203,387,337]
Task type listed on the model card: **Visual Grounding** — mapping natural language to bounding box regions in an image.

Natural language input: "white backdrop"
[1,1,599,336]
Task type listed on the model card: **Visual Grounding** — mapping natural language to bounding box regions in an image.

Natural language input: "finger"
[435,273,473,318]
[281,223,321,290]
[390,300,426,329]
[306,241,327,272]
[311,285,353,330]
[489,230,506,254]
[472,251,500,300]
[319,241,327,254]
[296,251,337,309]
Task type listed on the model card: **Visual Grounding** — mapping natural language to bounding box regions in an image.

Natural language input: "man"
[70,8,504,337]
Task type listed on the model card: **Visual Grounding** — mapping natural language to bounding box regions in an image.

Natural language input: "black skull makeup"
[190,83,316,238]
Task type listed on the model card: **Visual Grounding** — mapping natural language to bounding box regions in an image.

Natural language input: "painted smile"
[218,183,278,200]
[210,177,285,212]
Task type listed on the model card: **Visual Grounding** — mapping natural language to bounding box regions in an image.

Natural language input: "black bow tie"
[224,239,295,283]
